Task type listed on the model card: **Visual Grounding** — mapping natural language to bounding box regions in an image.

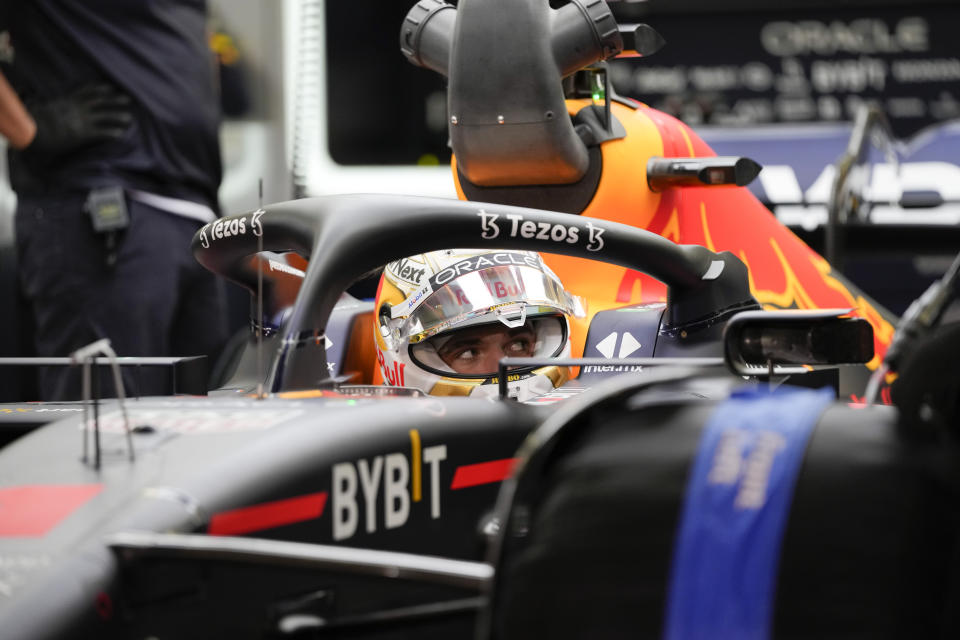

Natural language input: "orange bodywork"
[453,99,895,369]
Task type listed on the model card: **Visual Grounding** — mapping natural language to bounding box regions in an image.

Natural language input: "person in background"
[0,72,35,150]
[0,0,228,400]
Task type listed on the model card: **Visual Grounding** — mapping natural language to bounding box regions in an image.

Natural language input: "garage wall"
[210,0,293,215]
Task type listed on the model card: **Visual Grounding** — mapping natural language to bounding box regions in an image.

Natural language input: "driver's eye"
[452,348,479,363]
[505,338,533,355]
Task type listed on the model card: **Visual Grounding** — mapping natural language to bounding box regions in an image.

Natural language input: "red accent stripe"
[0,484,103,537]
[208,492,328,536]
[450,458,518,490]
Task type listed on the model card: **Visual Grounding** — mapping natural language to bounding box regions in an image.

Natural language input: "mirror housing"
[724,309,874,376]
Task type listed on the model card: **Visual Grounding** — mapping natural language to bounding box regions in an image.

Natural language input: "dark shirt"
[1,0,222,209]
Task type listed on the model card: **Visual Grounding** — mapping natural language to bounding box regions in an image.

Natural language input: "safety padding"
[340,309,376,385]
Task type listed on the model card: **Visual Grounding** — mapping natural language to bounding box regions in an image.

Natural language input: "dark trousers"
[15,192,228,400]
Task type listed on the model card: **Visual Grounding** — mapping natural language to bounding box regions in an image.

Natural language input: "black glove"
[25,84,133,161]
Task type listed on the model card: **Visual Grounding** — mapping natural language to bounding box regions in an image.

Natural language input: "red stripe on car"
[208,492,328,536]
[450,458,518,489]
[0,484,103,537]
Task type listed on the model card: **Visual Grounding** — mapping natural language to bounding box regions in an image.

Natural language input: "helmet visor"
[396,263,580,344]
[409,315,567,378]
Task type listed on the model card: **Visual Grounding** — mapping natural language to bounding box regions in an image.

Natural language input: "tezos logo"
[479,209,500,239]
[476,210,605,251]
[250,208,265,237]
[199,208,265,249]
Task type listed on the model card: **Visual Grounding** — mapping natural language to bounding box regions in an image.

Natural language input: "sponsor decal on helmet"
[393,252,543,318]
[391,283,434,319]
[376,348,406,386]
[430,251,541,288]
[449,279,529,307]
[476,210,606,251]
[482,372,527,385]
[386,257,427,285]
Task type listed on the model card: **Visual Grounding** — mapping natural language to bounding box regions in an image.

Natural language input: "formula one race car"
[2,1,959,638]
[0,190,957,639]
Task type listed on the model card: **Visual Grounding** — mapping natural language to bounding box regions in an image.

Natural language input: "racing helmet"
[374,249,583,400]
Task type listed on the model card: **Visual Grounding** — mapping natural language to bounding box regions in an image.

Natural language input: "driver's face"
[436,323,537,375]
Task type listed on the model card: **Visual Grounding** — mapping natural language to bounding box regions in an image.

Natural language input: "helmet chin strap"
[495,303,528,328]
[379,320,403,352]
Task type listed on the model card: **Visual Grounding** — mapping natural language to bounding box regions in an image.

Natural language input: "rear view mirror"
[724,309,874,376]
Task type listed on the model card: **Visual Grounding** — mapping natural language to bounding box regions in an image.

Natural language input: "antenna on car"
[73,338,134,468]
[256,178,265,400]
